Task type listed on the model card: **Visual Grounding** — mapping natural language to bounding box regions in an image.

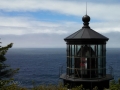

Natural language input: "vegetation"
[0,43,19,87]
[0,79,120,90]
[0,83,84,90]
[109,79,120,90]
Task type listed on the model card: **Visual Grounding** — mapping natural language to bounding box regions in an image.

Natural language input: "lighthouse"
[60,14,113,90]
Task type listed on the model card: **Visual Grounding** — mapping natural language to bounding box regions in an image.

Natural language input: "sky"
[0,0,120,48]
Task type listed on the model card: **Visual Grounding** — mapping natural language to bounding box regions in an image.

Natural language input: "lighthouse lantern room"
[60,15,113,90]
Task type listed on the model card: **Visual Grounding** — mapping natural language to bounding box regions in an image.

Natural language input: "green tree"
[109,79,120,90]
[0,43,19,87]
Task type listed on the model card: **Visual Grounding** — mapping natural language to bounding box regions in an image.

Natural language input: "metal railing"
[59,65,114,79]
[108,65,114,77]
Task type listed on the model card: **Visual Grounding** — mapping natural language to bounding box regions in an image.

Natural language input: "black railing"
[108,65,114,78]
[59,65,114,79]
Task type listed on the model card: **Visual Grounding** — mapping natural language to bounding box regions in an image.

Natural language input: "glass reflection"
[75,45,97,78]
[67,44,106,78]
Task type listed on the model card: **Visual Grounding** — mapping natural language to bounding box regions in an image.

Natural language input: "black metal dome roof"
[64,15,109,44]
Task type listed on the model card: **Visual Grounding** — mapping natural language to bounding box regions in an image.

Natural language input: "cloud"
[0,16,119,48]
[0,0,119,48]
[0,0,120,21]
[90,21,120,33]
[0,16,68,35]
[0,15,120,35]
[0,0,119,35]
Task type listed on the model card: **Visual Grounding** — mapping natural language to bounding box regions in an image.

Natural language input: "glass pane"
[98,58,102,67]
[103,44,106,57]
[98,45,102,56]
[67,44,107,78]
[103,57,106,68]
[67,68,69,75]
[71,45,74,56]
[67,45,69,56]
[103,57,106,76]
[91,45,96,57]
[74,45,76,56]
[70,45,72,56]
[67,57,69,67]
[98,58,103,77]
[70,57,72,75]
[77,45,81,56]
[72,57,74,74]
[68,45,70,56]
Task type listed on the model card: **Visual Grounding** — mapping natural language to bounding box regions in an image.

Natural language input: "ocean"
[5,48,120,88]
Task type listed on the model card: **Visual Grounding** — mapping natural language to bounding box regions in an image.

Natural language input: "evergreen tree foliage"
[0,43,19,87]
